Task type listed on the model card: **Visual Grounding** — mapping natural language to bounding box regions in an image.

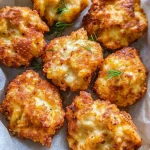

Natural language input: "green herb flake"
[88,32,97,41]
[88,35,94,41]
[31,61,42,71]
[106,70,122,80]
[49,22,72,37]
[57,0,70,14]
[82,44,92,52]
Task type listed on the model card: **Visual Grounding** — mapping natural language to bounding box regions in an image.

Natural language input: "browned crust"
[94,47,147,107]
[0,6,49,67]
[42,28,103,91]
[83,0,148,50]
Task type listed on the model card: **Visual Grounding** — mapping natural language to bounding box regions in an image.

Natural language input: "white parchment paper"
[0,0,150,150]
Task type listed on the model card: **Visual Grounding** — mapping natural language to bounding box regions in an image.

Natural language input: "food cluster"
[0,0,148,149]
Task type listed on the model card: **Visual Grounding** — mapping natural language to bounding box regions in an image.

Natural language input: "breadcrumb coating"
[42,28,103,91]
[94,47,147,107]
[32,0,89,26]
[66,91,142,150]
[0,6,49,67]
[83,0,148,50]
[0,70,65,148]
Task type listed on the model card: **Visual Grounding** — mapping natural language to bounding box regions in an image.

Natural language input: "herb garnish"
[57,0,70,14]
[49,22,72,37]
[88,32,97,41]
[106,70,122,80]
[82,44,92,52]
[31,60,42,71]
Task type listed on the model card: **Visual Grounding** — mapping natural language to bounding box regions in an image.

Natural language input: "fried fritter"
[0,70,65,148]
[32,0,89,26]
[94,47,147,107]
[66,91,142,150]
[0,6,49,67]
[83,0,148,50]
[42,28,103,91]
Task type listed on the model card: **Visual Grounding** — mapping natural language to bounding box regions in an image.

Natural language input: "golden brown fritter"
[83,0,148,50]
[66,91,142,150]
[94,47,147,107]
[32,0,89,26]
[0,70,65,148]
[0,6,49,67]
[42,28,103,91]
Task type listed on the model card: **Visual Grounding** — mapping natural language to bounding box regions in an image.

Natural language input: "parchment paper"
[0,0,150,150]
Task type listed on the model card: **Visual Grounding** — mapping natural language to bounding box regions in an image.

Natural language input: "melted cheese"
[94,47,147,107]
[83,0,148,50]
[43,28,103,91]
[33,0,89,26]
[66,91,142,150]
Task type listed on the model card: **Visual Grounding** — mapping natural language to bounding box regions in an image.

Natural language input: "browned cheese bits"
[0,70,65,148]
[94,47,147,107]
[83,0,148,50]
[0,6,49,67]
[66,91,142,150]
[42,28,104,91]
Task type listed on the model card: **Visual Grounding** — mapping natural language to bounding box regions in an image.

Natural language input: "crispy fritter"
[0,6,49,67]
[32,0,89,26]
[94,47,147,107]
[83,0,148,50]
[66,91,142,150]
[42,28,103,91]
[0,70,65,148]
